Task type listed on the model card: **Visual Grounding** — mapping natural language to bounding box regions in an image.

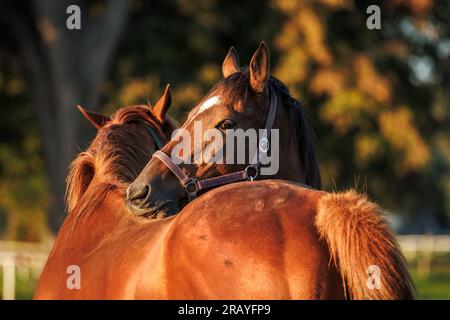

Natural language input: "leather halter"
[140,119,166,150]
[152,83,278,202]
[144,123,165,150]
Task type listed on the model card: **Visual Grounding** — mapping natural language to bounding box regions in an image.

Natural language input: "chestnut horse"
[34,87,176,298]
[32,91,414,300]
[35,52,413,299]
[122,43,414,299]
[35,51,414,299]
[126,42,321,217]
[35,117,414,299]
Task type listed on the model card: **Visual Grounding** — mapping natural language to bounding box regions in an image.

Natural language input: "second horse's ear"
[249,41,270,93]
[77,105,111,130]
[222,47,240,78]
[153,84,172,123]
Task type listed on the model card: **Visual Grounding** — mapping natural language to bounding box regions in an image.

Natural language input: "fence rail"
[1,235,449,300]
[0,241,51,300]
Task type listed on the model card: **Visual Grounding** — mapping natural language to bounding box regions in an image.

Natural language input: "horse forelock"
[66,105,171,217]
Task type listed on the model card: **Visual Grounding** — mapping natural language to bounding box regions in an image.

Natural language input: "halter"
[144,123,165,150]
[138,118,166,150]
[152,83,278,202]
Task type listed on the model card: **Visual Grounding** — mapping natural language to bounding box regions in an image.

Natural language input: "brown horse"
[159,180,414,299]
[118,43,414,299]
[126,42,321,217]
[34,89,413,299]
[34,87,176,298]
[35,49,413,299]
[37,169,414,299]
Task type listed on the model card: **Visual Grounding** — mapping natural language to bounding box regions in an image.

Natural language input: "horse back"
[162,180,344,299]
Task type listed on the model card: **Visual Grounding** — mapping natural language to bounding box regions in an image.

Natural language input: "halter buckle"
[184,178,198,201]
[245,165,259,181]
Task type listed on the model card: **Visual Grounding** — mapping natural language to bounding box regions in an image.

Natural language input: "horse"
[156,180,414,299]
[126,42,321,217]
[37,150,414,298]
[34,47,414,299]
[34,86,177,298]
[122,43,414,299]
[33,85,349,299]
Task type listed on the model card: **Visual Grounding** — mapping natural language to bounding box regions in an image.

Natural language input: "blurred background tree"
[0,0,449,240]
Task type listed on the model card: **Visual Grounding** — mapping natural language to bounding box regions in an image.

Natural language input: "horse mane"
[209,69,322,189]
[65,105,174,225]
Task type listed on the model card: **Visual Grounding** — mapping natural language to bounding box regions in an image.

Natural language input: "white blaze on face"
[172,95,222,140]
[198,96,221,114]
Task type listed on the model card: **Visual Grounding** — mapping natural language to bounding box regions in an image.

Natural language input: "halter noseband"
[152,83,278,202]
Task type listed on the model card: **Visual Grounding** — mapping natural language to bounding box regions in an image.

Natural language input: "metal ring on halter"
[245,165,259,181]
[183,178,198,201]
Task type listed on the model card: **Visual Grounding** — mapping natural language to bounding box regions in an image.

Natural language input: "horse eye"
[217,119,235,131]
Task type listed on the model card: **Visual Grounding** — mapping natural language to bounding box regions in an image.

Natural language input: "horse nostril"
[126,184,151,207]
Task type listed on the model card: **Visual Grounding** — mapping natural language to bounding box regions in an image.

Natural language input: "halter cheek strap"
[145,125,165,150]
[139,117,167,150]
[153,83,278,202]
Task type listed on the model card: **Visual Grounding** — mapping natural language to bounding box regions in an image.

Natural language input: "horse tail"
[315,190,415,299]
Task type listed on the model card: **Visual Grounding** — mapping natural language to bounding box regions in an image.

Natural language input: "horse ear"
[249,41,270,93]
[77,105,110,130]
[222,47,240,78]
[153,84,172,123]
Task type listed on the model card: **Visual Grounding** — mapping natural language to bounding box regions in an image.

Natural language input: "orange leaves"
[320,89,376,134]
[297,8,333,66]
[274,46,308,85]
[273,2,332,66]
[396,0,433,16]
[382,40,410,59]
[271,0,434,177]
[37,16,57,44]
[316,0,354,10]
[355,133,383,168]
[272,0,305,13]
[118,77,158,106]
[311,67,346,95]
[378,107,430,172]
[354,54,391,105]
[198,63,220,85]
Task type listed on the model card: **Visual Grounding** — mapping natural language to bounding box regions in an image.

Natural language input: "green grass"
[0,269,38,300]
[410,265,450,299]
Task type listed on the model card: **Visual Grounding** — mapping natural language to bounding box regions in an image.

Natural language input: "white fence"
[0,241,51,300]
[1,235,449,300]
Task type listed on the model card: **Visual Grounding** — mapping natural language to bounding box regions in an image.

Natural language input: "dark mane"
[66,105,174,223]
[271,77,322,189]
[208,69,322,189]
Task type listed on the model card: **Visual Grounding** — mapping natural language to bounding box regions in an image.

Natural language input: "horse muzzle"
[125,183,179,219]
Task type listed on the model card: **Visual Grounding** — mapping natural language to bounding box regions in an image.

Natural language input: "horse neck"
[57,176,130,249]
